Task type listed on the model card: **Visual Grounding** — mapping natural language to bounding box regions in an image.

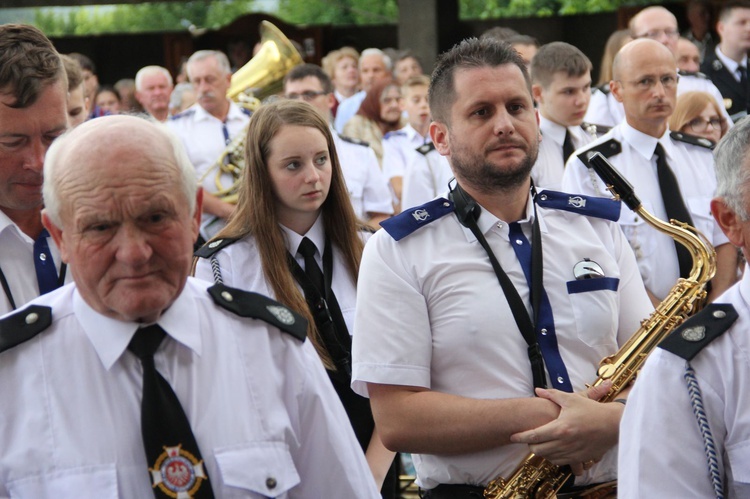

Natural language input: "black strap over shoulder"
[0,305,52,354]
[450,182,547,390]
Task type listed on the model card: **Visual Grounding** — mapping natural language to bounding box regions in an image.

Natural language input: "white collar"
[193,100,245,123]
[0,209,34,244]
[621,122,672,162]
[280,214,325,256]
[716,46,747,75]
[460,187,549,243]
[77,280,203,371]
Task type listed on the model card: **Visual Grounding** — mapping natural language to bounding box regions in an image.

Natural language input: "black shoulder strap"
[0,305,52,353]
[670,131,715,150]
[577,138,622,160]
[194,237,240,258]
[659,304,737,361]
[207,284,307,341]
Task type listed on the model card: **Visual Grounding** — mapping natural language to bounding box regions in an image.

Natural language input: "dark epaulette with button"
[380,197,454,241]
[208,283,307,341]
[678,69,709,80]
[169,108,196,121]
[581,122,612,137]
[416,142,435,155]
[339,135,370,147]
[670,131,715,150]
[659,303,738,361]
[594,83,611,95]
[576,138,622,161]
[194,237,240,259]
[0,305,52,354]
[535,189,621,222]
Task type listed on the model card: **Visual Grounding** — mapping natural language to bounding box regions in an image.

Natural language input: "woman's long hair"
[356,81,403,134]
[210,100,364,369]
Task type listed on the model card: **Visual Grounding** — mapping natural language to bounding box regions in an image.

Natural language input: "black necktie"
[129,325,214,498]
[739,65,747,86]
[654,143,694,279]
[298,237,324,295]
[562,130,575,165]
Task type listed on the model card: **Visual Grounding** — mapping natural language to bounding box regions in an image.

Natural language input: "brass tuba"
[483,152,717,499]
[203,21,303,204]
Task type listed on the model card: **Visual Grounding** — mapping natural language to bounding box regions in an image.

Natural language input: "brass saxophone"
[483,151,717,499]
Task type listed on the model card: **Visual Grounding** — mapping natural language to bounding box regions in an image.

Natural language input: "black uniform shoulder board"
[577,138,622,161]
[670,131,715,150]
[169,108,195,121]
[194,237,240,259]
[595,83,611,95]
[339,135,370,147]
[535,190,621,221]
[581,122,612,136]
[0,305,52,354]
[380,197,454,241]
[678,69,708,80]
[208,284,307,341]
[659,303,738,361]
[416,142,436,155]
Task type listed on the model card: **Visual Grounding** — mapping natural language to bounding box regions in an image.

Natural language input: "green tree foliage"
[276,0,398,25]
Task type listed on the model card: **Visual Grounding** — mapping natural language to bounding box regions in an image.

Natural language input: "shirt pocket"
[6,464,118,498]
[214,441,300,498]
[619,210,654,263]
[566,277,620,348]
[727,440,750,484]
[686,196,715,240]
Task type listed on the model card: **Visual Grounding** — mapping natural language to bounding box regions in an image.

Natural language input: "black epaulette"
[581,122,612,137]
[169,108,195,121]
[358,223,377,234]
[339,135,370,147]
[208,284,307,341]
[416,142,436,155]
[0,305,52,354]
[194,237,240,259]
[678,69,708,79]
[594,83,611,95]
[659,303,738,361]
[535,190,621,222]
[380,197,454,241]
[576,138,622,162]
[670,131,715,150]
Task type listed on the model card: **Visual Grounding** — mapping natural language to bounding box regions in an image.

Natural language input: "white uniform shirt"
[333,131,393,220]
[194,215,361,335]
[382,124,429,183]
[562,123,727,300]
[352,193,653,489]
[619,271,750,498]
[0,278,378,498]
[584,75,732,128]
[0,210,70,315]
[532,117,595,190]
[401,147,453,210]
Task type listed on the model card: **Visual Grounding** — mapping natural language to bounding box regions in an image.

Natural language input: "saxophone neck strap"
[449,181,547,390]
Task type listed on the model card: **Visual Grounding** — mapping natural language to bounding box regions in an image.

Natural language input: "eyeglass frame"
[615,74,680,91]
[686,116,725,133]
[285,90,329,102]
[634,28,680,40]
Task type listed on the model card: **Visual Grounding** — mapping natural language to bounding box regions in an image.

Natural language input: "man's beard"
[450,137,538,194]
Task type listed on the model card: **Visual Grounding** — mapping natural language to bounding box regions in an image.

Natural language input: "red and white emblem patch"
[149,445,208,498]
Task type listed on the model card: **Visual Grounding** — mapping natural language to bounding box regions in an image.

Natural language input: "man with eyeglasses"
[564,39,737,306]
[283,64,393,229]
[701,1,750,122]
[585,6,732,128]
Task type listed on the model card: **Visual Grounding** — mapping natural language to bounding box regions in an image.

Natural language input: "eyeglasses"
[687,117,724,133]
[621,74,679,91]
[285,90,328,101]
[635,29,680,40]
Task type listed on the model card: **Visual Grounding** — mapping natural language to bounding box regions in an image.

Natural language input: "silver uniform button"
[221,291,233,302]
[39,253,47,262]
[712,310,727,319]
[681,326,706,342]
[208,239,222,248]
[540,328,548,335]
[443,202,450,207]
[515,239,523,245]
[557,376,565,384]
[539,194,548,201]
[25,313,39,325]
[266,477,277,489]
